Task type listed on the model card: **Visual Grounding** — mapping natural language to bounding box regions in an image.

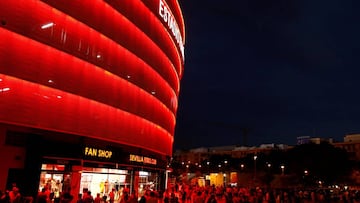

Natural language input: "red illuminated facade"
[0,0,185,198]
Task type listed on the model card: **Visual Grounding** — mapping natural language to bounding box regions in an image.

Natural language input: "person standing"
[94,193,102,203]
[9,187,21,203]
[109,189,116,203]
[36,188,48,203]
[76,194,84,203]
[83,192,93,203]
[147,192,158,203]
[138,191,146,203]
[60,188,74,203]
[194,191,205,203]
[1,190,10,203]
[127,193,137,203]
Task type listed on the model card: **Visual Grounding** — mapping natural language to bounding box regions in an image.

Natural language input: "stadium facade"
[0,0,185,198]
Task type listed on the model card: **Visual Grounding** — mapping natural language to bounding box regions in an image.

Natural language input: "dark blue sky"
[174,0,360,150]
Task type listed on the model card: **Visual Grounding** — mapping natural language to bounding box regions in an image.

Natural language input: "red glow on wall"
[41,0,183,88]
[0,0,179,113]
[0,28,176,135]
[0,74,173,155]
[0,0,186,156]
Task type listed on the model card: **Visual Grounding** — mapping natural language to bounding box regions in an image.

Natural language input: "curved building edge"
[0,0,185,200]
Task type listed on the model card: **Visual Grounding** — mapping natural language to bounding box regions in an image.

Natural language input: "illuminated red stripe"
[41,0,182,93]
[0,0,178,114]
[0,75,173,155]
[0,28,176,134]
[0,0,184,156]
[105,0,185,74]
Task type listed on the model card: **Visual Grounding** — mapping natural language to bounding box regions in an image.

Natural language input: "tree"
[286,142,352,185]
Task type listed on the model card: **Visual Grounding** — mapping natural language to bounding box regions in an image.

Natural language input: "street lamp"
[223,160,228,185]
[303,170,308,187]
[267,163,271,173]
[253,155,258,180]
[280,164,285,175]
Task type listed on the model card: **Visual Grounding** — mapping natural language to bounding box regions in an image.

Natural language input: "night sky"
[174,0,360,150]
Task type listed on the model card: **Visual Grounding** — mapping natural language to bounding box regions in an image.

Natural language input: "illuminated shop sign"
[129,154,157,165]
[159,0,185,60]
[84,147,113,159]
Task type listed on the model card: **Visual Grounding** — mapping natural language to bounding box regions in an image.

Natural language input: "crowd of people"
[0,185,22,203]
[0,183,73,203]
[2,182,360,203]
[143,183,360,203]
[0,183,33,203]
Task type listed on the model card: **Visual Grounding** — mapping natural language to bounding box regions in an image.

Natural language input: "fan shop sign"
[130,154,157,165]
[84,147,113,159]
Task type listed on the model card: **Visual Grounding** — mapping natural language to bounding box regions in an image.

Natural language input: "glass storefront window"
[38,172,70,194]
[137,170,159,200]
[80,168,129,199]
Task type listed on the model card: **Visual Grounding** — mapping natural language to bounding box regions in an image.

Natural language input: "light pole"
[281,164,285,175]
[206,161,210,176]
[253,155,258,180]
[224,160,228,186]
[267,163,271,173]
[303,170,308,187]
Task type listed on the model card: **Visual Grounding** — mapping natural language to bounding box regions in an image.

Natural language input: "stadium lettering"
[159,0,185,60]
